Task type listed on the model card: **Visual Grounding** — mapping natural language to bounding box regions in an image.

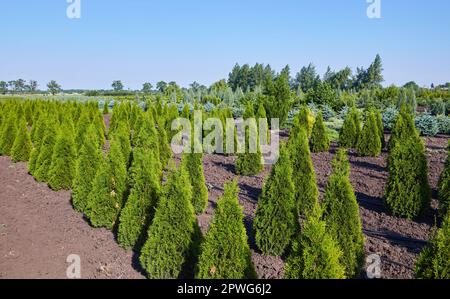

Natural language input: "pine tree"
[253,144,296,256]
[87,139,128,229]
[339,110,358,148]
[33,117,59,182]
[322,149,365,278]
[385,136,431,219]
[357,111,382,157]
[11,118,32,162]
[139,165,201,279]
[284,203,346,279]
[196,180,256,279]
[47,123,77,191]
[438,142,450,217]
[414,214,450,279]
[235,103,263,176]
[118,148,161,249]
[288,128,319,217]
[72,125,103,214]
[182,152,208,214]
[310,111,330,153]
[0,113,18,156]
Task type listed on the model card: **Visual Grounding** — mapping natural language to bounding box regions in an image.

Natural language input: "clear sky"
[1,0,449,90]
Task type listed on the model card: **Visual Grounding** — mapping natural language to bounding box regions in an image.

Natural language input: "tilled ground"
[0,133,448,279]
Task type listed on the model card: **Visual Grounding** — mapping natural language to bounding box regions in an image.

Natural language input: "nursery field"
[0,109,448,279]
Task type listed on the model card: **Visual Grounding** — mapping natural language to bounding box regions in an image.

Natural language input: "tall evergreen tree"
[197,180,256,279]
[322,149,365,278]
[72,125,103,213]
[253,144,296,256]
[182,152,208,214]
[140,165,201,279]
[284,203,346,279]
[11,117,32,162]
[310,111,330,153]
[118,148,161,249]
[357,111,382,157]
[47,122,77,191]
[288,128,319,217]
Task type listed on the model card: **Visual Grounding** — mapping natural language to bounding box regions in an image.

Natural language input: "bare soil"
[0,133,448,279]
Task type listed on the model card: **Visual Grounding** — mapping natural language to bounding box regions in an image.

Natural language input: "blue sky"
[1,0,449,90]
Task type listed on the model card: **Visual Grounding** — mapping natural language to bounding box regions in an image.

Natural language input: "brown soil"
[0,133,448,279]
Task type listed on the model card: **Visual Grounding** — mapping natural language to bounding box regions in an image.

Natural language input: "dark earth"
[0,114,448,279]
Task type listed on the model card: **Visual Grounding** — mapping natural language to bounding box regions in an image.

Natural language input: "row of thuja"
[0,99,448,278]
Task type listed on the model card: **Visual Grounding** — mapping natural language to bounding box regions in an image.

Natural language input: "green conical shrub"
[322,149,365,278]
[134,112,161,171]
[235,103,263,176]
[103,101,109,115]
[110,123,132,168]
[118,148,161,249]
[385,136,431,219]
[157,123,172,169]
[11,118,32,162]
[196,180,256,279]
[339,110,358,148]
[253,144,296,256]
[357,111,382,157]
[388,106,418,150]
[47,123,77,191]
[72,125,103,213]
[87,140,128,229]
[33,118,60,182]
[30,113,47,145]
[414,214,450,279]
[292,106,315,138]
[310,111,329,153]
[284,203,346,279]
[0,114,18,156]
[75,111,90,152]
[375,110,386,148]
[182,152,208,214]
[139,165,201,279]
[288,127,319,217]
[438,142,450,217]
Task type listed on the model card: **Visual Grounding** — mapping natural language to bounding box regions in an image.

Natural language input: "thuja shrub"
[253,144,296,256]
[118,148,161,249]
[196,180,256,279]
[33,118,60,182]
[357,111,382,157]
[375,110,386,148]
[288,128,318,218]
[385,136,431,219]
[182,152,208,214]
[292,106,315,138]
[47,123,77,191]
[322,149,365,278]
[284,203,346,279]
[235,103,263,176]
[0,113,18,156]
[139,165,201,279]
[310,111,330,153]
[339,108,360,148]
[11,118,32,162]
[438,141,450,217]
[388,106,418,150]
[87,140,128,229]
[72,125,103,214]
[414,215,450,279]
